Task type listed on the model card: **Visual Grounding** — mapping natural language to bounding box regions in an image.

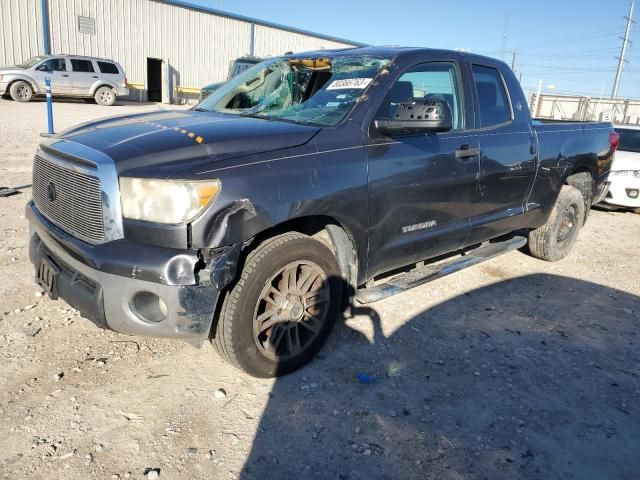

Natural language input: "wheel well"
[6,78,36,94]
[244,216,358,289]
[564,168,594,223]
[93,84,116,95]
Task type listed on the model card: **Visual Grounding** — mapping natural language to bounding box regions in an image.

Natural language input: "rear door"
[365,58,480,278]
[466,62,537,243]
[69,58,99,95]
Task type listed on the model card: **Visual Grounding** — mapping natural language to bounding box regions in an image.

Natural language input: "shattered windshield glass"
[196,55,391,126]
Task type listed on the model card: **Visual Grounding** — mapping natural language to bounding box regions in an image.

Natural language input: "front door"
[366,60,480,278]
[33,58,71,94]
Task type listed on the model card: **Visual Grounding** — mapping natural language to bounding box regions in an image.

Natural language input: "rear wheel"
[212,232,344,377]
[94,86,116,106]
[9,81,33,102]
[527,185,586,261]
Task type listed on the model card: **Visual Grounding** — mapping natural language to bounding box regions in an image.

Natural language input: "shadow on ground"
[240,274,639,480]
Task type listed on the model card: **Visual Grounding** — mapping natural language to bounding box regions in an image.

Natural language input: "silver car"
[0,55,129,106]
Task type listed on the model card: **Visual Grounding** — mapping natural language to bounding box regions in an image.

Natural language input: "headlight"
[119,178,221,224]
[609,170,640,178]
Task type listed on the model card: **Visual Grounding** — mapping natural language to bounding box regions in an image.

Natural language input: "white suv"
[602,125,640,211]
[0,55,129,106]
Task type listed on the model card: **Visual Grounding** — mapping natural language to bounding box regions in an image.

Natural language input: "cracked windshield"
[197,56,390,125]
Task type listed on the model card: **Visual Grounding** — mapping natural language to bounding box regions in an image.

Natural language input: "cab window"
[379,62,464,130]
[472,64,512,128]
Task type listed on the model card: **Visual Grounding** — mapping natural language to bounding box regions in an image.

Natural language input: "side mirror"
[375,99,452,135]
[36,64,51,72]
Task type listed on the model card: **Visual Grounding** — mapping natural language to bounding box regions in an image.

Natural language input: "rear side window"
[472,64,512,128]
[97,61,119,74]
[71,59,95,73]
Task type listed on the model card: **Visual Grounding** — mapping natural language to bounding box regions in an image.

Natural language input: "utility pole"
[612,0,635,99]
[533,79,543,118]
[511,50,517,70]
[500,15,509,61]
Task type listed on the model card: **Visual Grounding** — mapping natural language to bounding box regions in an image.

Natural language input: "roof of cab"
[283,46,508,66]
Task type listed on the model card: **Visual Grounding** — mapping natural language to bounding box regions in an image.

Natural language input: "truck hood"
[55,110,321,177]
[612,150,640,171]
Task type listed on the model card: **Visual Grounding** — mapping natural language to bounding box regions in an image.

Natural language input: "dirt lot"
[1,97,639,480]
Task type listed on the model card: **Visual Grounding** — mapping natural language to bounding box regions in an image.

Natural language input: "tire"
[94,86,116,106]
[527,185,586,262]
[212,232,344,377]
[9,81,33,102]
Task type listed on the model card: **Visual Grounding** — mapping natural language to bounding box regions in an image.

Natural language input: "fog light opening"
[626,188,639,199]
[130,291,168,323]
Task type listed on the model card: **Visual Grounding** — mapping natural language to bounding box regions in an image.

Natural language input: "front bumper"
[27,201,240,341]
[602,175,640,208]
[0,82,8,96]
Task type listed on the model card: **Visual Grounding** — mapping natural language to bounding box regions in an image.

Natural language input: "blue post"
[45,77,54,135]
[41,0,51,55]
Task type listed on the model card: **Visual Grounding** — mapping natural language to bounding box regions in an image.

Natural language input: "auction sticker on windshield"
[326,78,373,90]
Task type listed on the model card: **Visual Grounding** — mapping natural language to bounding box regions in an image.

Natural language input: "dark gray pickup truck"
[27,47,616,377]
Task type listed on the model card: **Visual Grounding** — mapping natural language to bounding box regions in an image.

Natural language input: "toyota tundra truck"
[27,47,616,377]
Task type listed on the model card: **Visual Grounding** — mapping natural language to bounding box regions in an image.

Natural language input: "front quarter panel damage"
[186,127,370,283]
[176,243,241,342]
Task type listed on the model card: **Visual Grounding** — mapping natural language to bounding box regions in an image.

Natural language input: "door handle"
[61,74,69,77]
[455,144,481,159]
[92,76,98,78]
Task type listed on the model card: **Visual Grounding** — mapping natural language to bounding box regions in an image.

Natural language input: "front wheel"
[94,86,116,106]
[9,81,33,102]
[212,232,344,377]
[527,185,586,261]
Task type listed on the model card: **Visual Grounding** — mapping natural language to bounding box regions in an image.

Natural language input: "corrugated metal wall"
[47,0,252,88]
[42,0,354,93]
[0,0,44,67]
[253,24,353,58]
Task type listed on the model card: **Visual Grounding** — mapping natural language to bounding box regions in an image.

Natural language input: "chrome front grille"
[32,154,105,242]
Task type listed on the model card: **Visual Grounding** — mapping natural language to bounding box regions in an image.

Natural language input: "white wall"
[253,24,353,58]
[43,0,355,92]
[47,0,252,88]
[0,0,44,67]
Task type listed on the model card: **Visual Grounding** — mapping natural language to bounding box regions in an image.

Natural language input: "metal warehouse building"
[0,0,363,102]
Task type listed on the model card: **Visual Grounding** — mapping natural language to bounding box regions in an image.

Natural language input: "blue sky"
[190,0,639,99]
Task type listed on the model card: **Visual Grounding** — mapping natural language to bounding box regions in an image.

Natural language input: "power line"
[514,28,623,50]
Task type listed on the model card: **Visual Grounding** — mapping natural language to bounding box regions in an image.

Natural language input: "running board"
[355,236,527,304]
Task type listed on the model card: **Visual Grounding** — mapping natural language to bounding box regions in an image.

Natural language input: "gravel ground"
[1,97,640,480]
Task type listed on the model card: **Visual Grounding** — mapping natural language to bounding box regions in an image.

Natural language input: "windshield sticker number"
[326,78,373,90]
